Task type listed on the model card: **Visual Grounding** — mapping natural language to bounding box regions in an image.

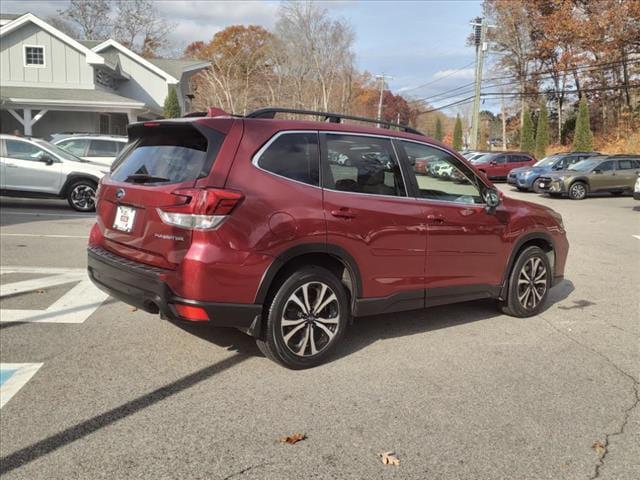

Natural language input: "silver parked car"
[0,134,108,211]
[52,134,127,167]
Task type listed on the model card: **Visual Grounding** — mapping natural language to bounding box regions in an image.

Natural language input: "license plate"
[113,206,136,233]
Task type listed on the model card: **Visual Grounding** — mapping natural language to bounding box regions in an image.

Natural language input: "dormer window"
[24,46,45,67]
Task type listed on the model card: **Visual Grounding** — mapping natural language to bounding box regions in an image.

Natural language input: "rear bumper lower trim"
[87,246,262,333]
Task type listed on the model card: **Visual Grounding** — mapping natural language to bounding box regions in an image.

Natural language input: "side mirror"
[483,188,501,213]
[38,153,54,165]
[490,160,497,165]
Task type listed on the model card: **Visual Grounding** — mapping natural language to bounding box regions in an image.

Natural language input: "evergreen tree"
[434,117,443,141]
[520,106,535,154]
[453,114,463,150]
[572,96,594,152]
[163,87,181,118]
[534,100,549,159]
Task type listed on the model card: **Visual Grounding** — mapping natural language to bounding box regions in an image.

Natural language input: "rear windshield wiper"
[125,174,171,183]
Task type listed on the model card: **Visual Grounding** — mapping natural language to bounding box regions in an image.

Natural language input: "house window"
[99,114,110,134]
[24,46,45,67]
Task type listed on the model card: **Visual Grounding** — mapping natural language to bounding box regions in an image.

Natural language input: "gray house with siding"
[0,13,209,138]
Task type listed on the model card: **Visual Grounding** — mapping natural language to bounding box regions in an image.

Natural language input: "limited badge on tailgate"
[113,205,136,232]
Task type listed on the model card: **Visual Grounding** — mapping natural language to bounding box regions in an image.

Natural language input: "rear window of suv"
[111,125,223,184]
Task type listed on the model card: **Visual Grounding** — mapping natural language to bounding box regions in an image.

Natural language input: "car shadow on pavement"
[0,199,94,228]
[0,353,249,476]
[173,279,575,365]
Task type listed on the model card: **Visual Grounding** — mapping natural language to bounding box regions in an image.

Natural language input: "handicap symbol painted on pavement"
[0,266,108,323]
[0,363,43,408]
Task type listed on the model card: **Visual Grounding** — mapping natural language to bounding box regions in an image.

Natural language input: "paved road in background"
[1,190,638,480]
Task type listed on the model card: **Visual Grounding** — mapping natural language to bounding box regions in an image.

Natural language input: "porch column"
[127,111,137,124]
[23,109,32,136]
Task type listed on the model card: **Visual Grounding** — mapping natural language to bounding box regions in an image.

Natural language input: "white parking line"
[0,363,43,408]
[0,234,88,239]
[0,267,108,324]
[0,211,94,218]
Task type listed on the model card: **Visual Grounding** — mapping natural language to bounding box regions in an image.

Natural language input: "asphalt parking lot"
[1,188,638,480]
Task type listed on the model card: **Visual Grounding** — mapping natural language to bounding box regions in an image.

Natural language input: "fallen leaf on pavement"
[379,451,400,466]
[129,307,138,312]
[592,441,606,455]
[280,433,306,444]
[37,289,45,294]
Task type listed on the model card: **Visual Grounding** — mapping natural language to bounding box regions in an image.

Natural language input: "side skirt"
[353,284,501,317]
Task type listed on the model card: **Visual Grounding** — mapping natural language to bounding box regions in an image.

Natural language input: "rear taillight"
[157,188,243,230]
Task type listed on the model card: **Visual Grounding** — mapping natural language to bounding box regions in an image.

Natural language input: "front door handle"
[427,213,445,224]
[331,208,356,219]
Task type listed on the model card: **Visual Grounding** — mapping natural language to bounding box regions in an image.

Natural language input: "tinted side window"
[598,161,614,172]
[400,141,482,204]
[494,155,506,164]
[564,156,581,168]
[88,140,119,156]
[58,139,89,156]
[323,134,405,197]
[508,155,524,163]
[256,132,319,186]
[5,140,48,161]
[617,159,638,170]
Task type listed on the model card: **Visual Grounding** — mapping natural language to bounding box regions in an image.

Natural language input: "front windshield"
[568,158,599,172]
[33,139,84,162]
[534,155,560,167]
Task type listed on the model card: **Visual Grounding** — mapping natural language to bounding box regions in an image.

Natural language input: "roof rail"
[246,107,424,136]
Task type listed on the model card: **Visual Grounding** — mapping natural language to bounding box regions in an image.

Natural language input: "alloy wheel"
[569,183,586,199]
[70,184,96,210]
[517,257,547,310]
[280,282,340,357]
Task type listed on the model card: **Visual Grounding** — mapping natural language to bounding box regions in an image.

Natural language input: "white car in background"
[52,134,127,167]
[0,134,108,212]
[634,172,640,200]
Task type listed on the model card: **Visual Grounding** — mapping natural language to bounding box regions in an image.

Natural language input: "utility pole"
[375,74,392,127]
[470,18,488,150]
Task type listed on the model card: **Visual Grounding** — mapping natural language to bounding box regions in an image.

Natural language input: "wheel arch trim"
[60,172,100,196]
[500,231,556,299]
[254,243,362,306]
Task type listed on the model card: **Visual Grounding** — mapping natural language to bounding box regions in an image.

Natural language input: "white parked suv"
[0,134,108,212]
[52,134,127,167]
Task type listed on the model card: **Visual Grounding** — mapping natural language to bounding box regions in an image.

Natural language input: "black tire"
[256,266,349,369]
[516,186,527,192]
[548,192,562,198]
[66,179,97,212]
[568,181,588,200]
[611,191,624,196]
[499,246,551,318]
[532,178,544,193]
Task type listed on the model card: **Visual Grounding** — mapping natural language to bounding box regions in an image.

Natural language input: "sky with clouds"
[1,0,486,113]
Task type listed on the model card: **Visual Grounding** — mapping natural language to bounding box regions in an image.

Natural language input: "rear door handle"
[330,208,356,219]
[427,214,445,224]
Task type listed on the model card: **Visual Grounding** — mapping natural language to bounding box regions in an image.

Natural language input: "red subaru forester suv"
[88,108,568,369]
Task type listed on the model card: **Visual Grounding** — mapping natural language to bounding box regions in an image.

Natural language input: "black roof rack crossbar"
[246,107,424,136]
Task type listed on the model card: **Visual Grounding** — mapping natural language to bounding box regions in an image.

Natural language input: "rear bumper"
[87,246,262,333]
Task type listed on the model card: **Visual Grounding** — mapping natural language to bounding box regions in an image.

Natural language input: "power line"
[401,59,476,93]
[413,57,640,104]
[417,83,640,115]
